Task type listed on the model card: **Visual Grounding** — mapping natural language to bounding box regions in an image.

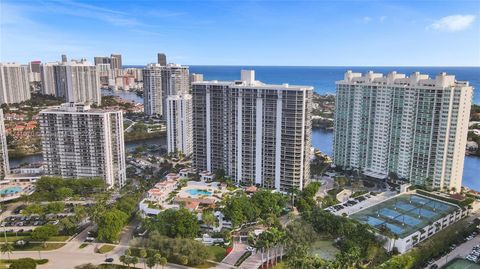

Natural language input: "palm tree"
[153,253,162,269]
[1,243,14,259]
[159,257,167,269]
[131,256,139,268]
[119,255,127,267]
[146,257,156,269]
[179,255,188,266]
[139,248,147,269]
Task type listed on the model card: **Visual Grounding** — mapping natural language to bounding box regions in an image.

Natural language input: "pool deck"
[176,181,227,202]
[0,183,35,202]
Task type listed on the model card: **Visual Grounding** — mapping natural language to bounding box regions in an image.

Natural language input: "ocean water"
[188,66,480,104]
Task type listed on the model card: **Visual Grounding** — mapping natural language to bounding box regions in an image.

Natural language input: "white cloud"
[380,16,387,22]
[363,16,372,23]
[428,15,476,32]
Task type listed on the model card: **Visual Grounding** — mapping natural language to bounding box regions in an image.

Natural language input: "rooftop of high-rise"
[337,70,471,88]
[192,70,314,91]
[40,103,121,114]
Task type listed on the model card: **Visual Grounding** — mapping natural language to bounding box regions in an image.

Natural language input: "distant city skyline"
[1,0,479,66]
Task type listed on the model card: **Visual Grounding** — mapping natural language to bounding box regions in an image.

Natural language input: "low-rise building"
[350,192,469,253]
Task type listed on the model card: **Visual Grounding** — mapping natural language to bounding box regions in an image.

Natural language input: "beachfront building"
[192,70,313,191]
[53,60,101,105]
[166,94,193,155]
[334,71,473,192]
[143,63,189,117]
[39,103,126,188]
[0,63,31,104]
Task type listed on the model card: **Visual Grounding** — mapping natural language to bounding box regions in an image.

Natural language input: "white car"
[246,246,255,252]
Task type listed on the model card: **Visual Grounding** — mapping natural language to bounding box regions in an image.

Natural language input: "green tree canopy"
[150,208,199,238]
[97,209,129,243]
[9,258,37,269]
[31,224,59,242]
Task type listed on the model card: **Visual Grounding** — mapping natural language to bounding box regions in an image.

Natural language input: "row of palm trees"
[251,227,287,269]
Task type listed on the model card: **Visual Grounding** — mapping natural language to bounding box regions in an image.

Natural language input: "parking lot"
[465,232,480,263]
[1,214,65,230]
[326,190,396,216]
[0,202,93,231]
[432,229,480,268]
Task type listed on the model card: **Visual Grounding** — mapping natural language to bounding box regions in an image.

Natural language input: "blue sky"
[1,0,479,66]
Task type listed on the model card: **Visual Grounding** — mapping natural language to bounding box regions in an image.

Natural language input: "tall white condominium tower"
[192,70,313,191]
[53,60,101,105]
[334,71,473,191]
[0,63,31,105]
[166,94,193,155]
[40,62,58,96]
[143,63,190,116]
[39,103,126,188]
[0,109,9,179]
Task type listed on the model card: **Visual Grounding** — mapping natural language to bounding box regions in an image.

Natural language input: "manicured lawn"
[271,262,287,269]
[97,244,116,253]
[309,239,340,261]
[79,243,89,249]
[0,235,70,243]
[14,242,66,251]
[194,261,217,268]
[0,235,29,242]
[206,245,226,262]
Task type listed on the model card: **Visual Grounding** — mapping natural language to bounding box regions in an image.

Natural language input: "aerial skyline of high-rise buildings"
[0,51,476,192]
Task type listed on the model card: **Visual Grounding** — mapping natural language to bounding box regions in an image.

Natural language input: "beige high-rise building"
[53,60,101,105]
[166,94,193,156]
[0,109,9,180]
[110,54,122,69]
[334,71,473,192]
[143,63,189,117]
[192,70,313,191]
[0,63,31,104]
[39,103,126,188]
[190,73,204,84]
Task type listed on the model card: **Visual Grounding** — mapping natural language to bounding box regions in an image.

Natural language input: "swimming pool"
[186,189,212,196]
[0,186,22,195]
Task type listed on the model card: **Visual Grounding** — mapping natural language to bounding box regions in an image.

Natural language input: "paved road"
[317,176,335,198]
[434,234,480,268]
[433,208,480,268]
[222,241,247,265]
[2,219,195,269]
